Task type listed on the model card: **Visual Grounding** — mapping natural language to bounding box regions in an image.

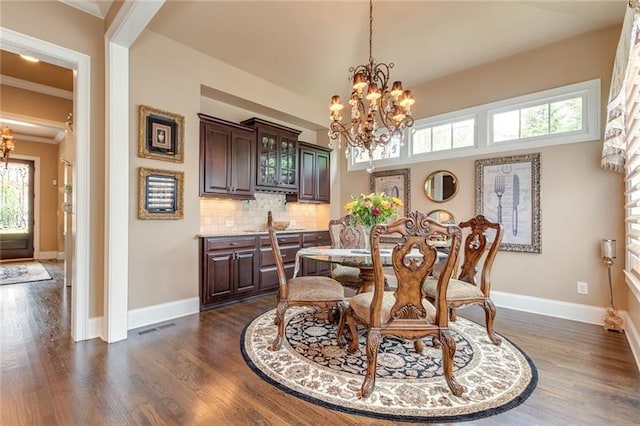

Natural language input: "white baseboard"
[128,297,199,331]
[37,251,58,260]
[621,312,640,371]
[493,290,639,371]
[57,252,65,260]
[491,290,607,325]
[88,316,103,340]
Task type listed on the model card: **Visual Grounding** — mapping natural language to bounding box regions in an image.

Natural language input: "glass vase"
[362,224,372,252]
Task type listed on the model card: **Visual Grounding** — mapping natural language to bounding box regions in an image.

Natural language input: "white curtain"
[601,7,640,173]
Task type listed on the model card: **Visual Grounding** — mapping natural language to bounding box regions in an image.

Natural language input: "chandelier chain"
[369,0,373,63]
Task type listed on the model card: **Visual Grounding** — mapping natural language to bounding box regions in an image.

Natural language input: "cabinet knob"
[229,242,238,246]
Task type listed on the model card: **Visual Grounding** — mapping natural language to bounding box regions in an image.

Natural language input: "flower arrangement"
[344,192,404,228]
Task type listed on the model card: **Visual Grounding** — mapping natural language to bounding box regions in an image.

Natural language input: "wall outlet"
[577,281,588,295]
[225,220,234,227]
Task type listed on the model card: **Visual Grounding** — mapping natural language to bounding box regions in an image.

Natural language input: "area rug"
[0,261,52,285]
[241,307,537,423]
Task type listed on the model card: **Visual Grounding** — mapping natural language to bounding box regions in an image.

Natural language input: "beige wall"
[337,25,627,310]
[1,0,106,317]
[10,140,59,253]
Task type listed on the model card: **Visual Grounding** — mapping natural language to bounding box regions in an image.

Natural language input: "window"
[412,118,475,154]
[352,135,401,164]
[492,96,584,143]
[348,79,600,171]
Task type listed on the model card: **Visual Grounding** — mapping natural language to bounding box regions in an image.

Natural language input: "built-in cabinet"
[240,118,301,193]
[200,231,330,310]
[300,231,332,276]
[199,114,255,199]
[291,142,331,203]
[201,236,258,307]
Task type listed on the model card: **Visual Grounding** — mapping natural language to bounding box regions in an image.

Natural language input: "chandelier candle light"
[601,239,624,332]
[1,126,15,167]
[328,0,415,173]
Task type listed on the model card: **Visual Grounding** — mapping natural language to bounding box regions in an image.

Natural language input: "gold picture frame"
[369,168,411,217]
[138,105,185,163]
[138,167,184,220]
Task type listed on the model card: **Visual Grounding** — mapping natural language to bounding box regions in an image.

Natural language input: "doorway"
[0,159,35,260]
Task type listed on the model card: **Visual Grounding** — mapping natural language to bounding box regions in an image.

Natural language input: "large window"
[348,79,600,171]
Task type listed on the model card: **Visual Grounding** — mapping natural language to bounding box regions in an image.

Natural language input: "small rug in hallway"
[241,308,537,423]
[0,261,52,285]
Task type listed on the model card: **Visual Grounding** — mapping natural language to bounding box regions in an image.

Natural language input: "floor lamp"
[601,239,624,332]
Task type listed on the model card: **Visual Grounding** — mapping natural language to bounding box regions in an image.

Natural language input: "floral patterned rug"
[241,307,537,423]
[0,261,52,286]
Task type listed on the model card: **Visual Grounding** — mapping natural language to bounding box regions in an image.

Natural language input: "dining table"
[294,246,447,293]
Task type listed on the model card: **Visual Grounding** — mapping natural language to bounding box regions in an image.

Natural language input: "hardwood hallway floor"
[1,260,638,425]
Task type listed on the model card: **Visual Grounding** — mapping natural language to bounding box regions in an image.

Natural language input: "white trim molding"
[621,311,640,371]
[37,251,59,260]
[0,74,73,100]
[128,297,199,331]
[1,26,92,343]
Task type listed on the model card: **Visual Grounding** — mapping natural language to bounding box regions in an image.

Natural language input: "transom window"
[348,79,600,171]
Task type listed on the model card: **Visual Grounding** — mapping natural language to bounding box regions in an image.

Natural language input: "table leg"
[358,267,375,293]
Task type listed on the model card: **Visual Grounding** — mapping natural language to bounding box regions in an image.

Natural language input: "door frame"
[1,27,92,342]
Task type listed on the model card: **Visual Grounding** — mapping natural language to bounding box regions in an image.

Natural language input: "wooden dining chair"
[344,210,465,398]
[423,214,504,345]
[267,211,347,351]
[328,215,365,291]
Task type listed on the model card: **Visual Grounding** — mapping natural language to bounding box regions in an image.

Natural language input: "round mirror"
[427,209,456,225]
[424,170,459,203]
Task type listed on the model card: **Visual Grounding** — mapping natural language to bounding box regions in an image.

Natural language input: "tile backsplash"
[200,193,329,234]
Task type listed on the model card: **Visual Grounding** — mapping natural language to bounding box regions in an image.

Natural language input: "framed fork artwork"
[475,153,541,253]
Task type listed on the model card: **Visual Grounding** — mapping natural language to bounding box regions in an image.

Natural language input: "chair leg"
[449,306,458,321]
[361,329,382,399]
[345,308,359,354]
[335,301,348,348]
[413,338,424,353]
[440,329,465,397]
[269,301,288,351]
[483,298,502,345]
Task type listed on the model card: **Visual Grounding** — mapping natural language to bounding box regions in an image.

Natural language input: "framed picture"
[138,105,184,163]
[370,168,411,217]
[475,153,541,253]
[138,167,184,220]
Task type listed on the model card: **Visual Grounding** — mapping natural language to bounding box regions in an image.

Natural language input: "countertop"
[196,228,328,238]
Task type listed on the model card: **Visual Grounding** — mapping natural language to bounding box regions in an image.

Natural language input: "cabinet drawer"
[205,237,256,251]
[259,234,301,246]
[260,245,299,267]
[302,231,330,245]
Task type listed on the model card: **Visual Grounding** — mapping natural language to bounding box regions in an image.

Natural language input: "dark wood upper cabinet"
[290,142,331,203]
[240,117,301,193]
[199,114,255,199]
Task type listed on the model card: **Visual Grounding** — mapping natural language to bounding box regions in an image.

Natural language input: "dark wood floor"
[1,260,639,425]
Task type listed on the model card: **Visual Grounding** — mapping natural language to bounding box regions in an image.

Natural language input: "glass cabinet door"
[258,131,278,186]
[279,136,297,188]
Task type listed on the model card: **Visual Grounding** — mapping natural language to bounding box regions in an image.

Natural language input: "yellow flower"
[392,197,404,206]
[344,200,357,211]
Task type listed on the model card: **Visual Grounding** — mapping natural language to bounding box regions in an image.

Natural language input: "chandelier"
[1,126,15,167]
[328,0,415,172]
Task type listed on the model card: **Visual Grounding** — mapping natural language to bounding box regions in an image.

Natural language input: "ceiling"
[146,0,626,105]
[0,1,627,143]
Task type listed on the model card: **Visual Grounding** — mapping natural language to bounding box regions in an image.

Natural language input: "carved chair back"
[267,211,289,296]
[457,215,503,297]
[329,215,365,249]
[370,210,462,328]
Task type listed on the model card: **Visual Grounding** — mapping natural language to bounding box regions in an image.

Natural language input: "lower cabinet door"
[235,249,258,294]
[203,251,233,304]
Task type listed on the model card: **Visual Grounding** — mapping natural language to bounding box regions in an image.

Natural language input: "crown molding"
[58,0,108,19]
[0,74,73,100]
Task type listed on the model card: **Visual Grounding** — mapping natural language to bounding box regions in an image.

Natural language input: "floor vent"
[137,322,176,335]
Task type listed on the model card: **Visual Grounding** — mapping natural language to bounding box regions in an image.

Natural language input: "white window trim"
[348,78,601,172]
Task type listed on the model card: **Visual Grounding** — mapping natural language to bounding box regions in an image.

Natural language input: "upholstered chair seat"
[331,265,362,286]
[289,276,345,301]
[423,277,484,300]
